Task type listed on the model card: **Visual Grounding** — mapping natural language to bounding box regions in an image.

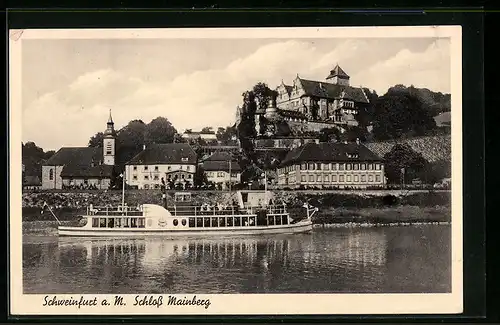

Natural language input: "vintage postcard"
[9,26,463,316]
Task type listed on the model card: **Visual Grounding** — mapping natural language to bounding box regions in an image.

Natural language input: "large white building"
[277,141,385,189]
[124,143,197,189]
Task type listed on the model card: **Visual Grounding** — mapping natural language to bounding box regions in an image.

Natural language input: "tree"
[258,115,268,135]
[216,126,237,145]
[340,126,369,142]
[88,132,104,148]
[173,133,187,143]
[201,127,213,133]
[193,165,208,188]
[310,100,319,120]
[237,91,258,160]
[22,141,52,177]
[252,82,273,112]
[115,119,147,166]
[418,159,451,184]
[319,127,341,143]
[383,143,428,184]
[44,150,55,160]
[144,116,177,145]
[371,91,437,141]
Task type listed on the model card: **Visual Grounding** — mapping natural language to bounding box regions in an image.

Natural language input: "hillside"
[363,134,451,163]
[387,85,451,117]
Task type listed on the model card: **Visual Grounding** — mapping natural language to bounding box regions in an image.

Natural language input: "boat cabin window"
[184,215,263,228]
[91,217,146,228]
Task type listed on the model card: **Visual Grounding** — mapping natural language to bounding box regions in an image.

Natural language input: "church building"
[41,111,117,189]
[275,64,370,126]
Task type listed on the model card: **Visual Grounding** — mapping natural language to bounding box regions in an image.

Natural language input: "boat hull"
[58,220,313,237]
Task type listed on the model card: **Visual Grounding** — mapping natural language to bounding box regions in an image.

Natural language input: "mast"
[121,169,125,212]
[264,170,268,206]
[229,159,232,192]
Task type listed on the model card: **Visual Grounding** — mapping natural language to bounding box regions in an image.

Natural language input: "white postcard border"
[9,26,463,316]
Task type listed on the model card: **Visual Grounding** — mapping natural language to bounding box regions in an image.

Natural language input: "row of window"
[131,165,192,172]
[280,162,382,173]
[206,172,239,178]
[131,174,193,181]
[92,217,146,228]
[340,100,354,108]
[298,174,382,183]
[187,215,289,228]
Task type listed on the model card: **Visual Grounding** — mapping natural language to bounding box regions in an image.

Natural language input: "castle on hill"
[238,64,372,137]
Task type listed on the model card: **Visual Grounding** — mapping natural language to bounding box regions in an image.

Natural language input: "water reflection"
[23,226,451,294]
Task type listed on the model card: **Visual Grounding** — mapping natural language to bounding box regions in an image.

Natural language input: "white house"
[181,130,217,141]
[124,143,197,189]
[202,151,241,190]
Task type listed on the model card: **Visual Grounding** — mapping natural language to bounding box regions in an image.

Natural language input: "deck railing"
[86,205,143,216]
[86,204,289,217]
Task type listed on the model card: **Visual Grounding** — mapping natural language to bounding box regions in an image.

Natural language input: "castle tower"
[265,92,279,121]
[326,63,350,86]
[103,109,116,166]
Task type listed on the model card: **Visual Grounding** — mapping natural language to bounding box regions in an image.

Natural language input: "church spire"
[104,109,115,137]
[107,109,114,124]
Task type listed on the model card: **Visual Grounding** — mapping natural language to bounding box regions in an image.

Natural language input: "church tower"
[326,63,350,86]
[103,109,116,166]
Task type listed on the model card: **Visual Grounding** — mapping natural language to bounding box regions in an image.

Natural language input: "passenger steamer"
[57,191,316,237]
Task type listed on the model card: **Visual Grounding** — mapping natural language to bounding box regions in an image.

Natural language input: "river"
[22,225,451,294]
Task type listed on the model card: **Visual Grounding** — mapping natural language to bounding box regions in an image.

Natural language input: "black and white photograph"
[9,26,462,315]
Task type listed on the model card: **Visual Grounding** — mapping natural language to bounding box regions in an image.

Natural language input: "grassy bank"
[312,205,450,224]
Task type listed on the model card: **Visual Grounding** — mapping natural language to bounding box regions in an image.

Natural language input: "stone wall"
[287,120,345,134]
[41,165,63,189]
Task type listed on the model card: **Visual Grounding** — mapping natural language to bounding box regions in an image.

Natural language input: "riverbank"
[22,204,450,237]
[313,205,450,224]
[21,190,450,234]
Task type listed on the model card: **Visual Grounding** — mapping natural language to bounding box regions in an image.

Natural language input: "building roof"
[202,160,242,173]
[297,79,369,103]
[44,147,103,166]
[60,164,114,178]
[202,151,241,172]
[203,151,233,162]
[24,175,41,186]
[126,143,197,165]
[280,142,382,166]
[326,64,350,80]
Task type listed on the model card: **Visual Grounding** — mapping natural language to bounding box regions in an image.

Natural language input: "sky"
[21,36,451,151]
